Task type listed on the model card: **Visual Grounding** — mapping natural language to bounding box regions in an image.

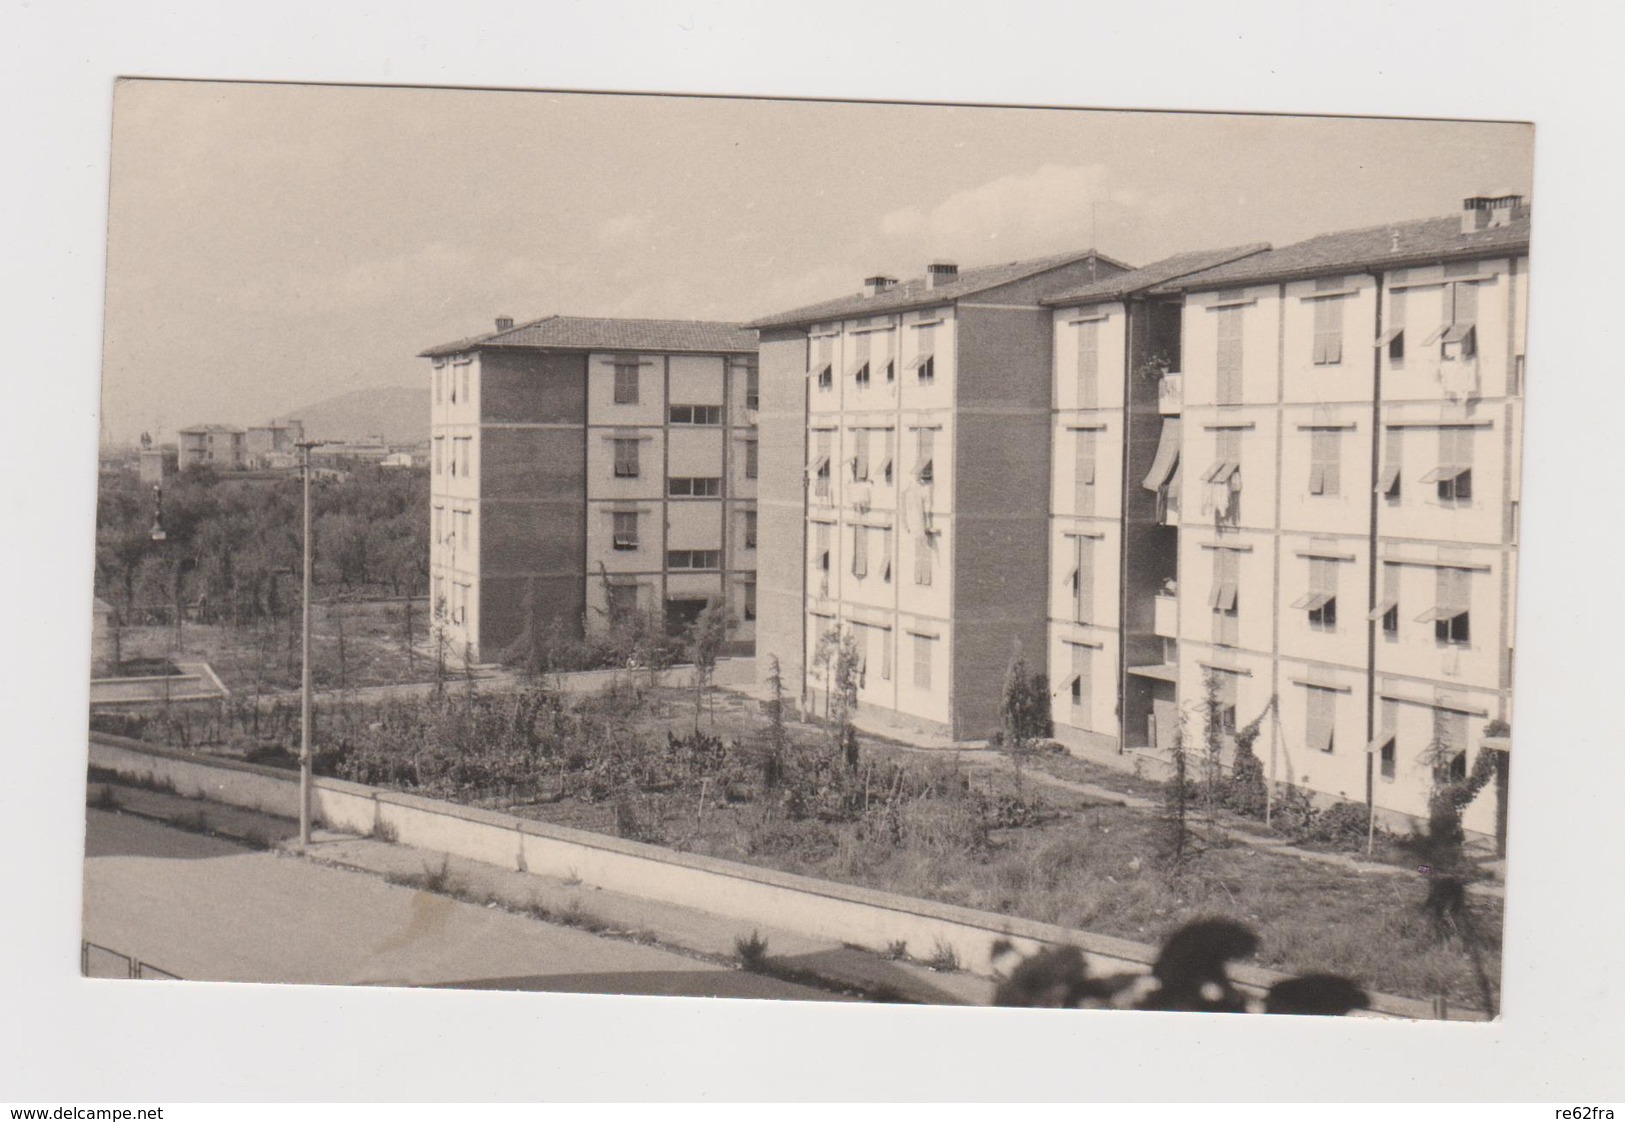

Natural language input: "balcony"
[1153,593,1179,639]
[1157,373,1184,415]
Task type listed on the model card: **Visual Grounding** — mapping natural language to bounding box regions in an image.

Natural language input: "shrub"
[735,930,771,971]
[1306,800,1375,850]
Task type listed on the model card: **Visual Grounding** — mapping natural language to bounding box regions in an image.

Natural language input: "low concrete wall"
[87,732,1440,1018]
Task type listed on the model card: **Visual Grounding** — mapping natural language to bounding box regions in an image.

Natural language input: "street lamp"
[295,439,328,847]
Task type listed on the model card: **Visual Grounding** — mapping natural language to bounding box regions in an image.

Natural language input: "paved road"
[81,810,845,1001]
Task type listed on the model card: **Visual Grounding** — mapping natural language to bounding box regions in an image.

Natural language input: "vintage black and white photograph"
[76,78,1541,1028]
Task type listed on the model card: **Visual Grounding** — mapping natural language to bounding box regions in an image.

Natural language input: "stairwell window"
[668,477,721,497]
[669,404,723,425]
[1074,429,1097,515]
[1069,536,1095,624]
[1069,644,1091,714]
[666,550,721,570]
[745,440,758,480]
[744,510,757,550]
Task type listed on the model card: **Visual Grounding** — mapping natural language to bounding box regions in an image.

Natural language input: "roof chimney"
[926,262,959,289]
[494,316,515,331]
[1461,192,1527,235]
[864,276,898,298]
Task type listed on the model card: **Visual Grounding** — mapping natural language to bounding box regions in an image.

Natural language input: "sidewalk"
[86,778,991,1006]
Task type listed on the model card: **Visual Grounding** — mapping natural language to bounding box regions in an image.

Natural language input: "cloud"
[877,163,1172,262]
[597,210,658,247]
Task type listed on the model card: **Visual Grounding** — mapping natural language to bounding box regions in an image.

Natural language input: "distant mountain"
[282,385,429,444]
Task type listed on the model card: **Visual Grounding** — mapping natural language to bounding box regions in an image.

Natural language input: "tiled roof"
[1149,213,1531,293]
[1042,244,1273,306]
[420,315,758,358]
[747,248,1135,329]
[178,423,246,434]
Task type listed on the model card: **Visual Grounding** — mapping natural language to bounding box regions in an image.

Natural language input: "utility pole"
[296,439,326,847]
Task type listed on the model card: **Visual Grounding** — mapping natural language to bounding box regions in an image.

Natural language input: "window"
[667,550,721,570]
[1371,562,1400,640]
[1293,558,1339,631]
[454,508,471,549]
[885,358,896,383]
[1069,644,1091,713]
[744,510,757,550]
[1069,536,1095,624]
[880,428,895,484]
[668,477,721,497]
[1076,320,1100,407]
[432,576,445,619]
[1513,355,1525,396]
[852,525,868,578]
[1376,700,1398,780]
[1210,548,1240,646]
[1420,567,1472,646]
[913,527,934,587]
[814,523,831,572]
[814,363,834,391]
[1074,429,1097,515]
[1442,267,1479,360]
[669,404,723,425]
[912,633,933,691]
[1212,670,1239,738]
[1385,288,1407,365]
[1202,429,1242,526]
[459,366,470,405]
[613,439,640,478]
[1311,282,1344,366]
[433,436,444,475]
[880,527,893,583]
[914,428,935,485]
[1425,427,1474,503]
[433,364,444,404]
[853,429,871,482]
[745,365,759,411]
[1305,686,1337,754]
[612,512,639,551]
[912,322,937,383]
[613,363,640,405]
[1431,707,1469,781]
[850,331,871,387]
[432,505,443,544]
[812,430,832,498]
[1377,428,1402,501]
[1308,429,1342,497]
[454,437,471,478]
[1216,305,1244,404]
[745,440,759,480]
[743,581,757,621]
[879,627,892,681]
[608,584,638,624]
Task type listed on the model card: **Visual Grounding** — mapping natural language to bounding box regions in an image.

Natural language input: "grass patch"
[924,940,962,973]
[370,817,399,844]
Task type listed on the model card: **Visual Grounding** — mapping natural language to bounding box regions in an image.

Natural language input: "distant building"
[420,314,760,663]
[245,417,304,467]
[178,424,247,470]
[311,435,391,467]
[381,451,415,468]
[137,444,179,485]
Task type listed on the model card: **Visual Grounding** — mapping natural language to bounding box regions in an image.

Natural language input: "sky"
[100,80,1533,443]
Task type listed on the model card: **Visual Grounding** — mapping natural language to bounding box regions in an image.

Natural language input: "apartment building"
[177,424,246,470]
[420,315,760,663]
[1046,194,1528,840]
[245,417,305,468]
[751,249,1131,738]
